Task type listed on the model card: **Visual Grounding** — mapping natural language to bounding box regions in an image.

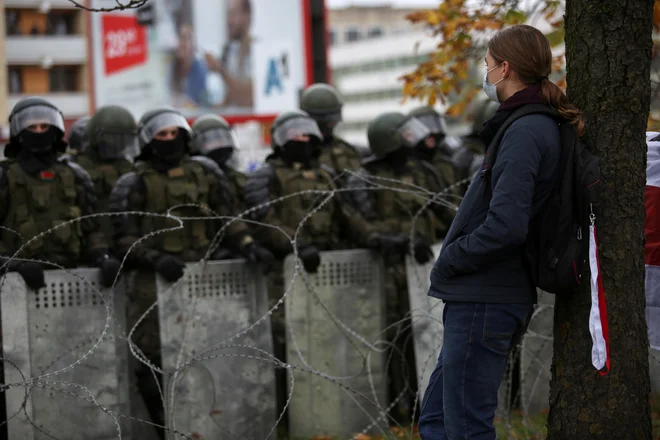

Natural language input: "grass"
[283,395,660,439]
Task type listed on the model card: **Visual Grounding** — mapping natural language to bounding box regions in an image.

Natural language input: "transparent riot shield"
[0,269,131,440]
[520,289,554,414]
[284,249,388,438]
[405,243,512,417]
[405,242,443,398]
[651,348,660,393]
[156,260,277,440]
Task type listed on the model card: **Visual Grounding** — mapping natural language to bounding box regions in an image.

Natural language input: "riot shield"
[0,269,131,440]
[404,242,443,398]
[156,260,277,440]
[405,244,512,417]
[520,290,554,414]
[651,348,660,394]
[284,249,388,438]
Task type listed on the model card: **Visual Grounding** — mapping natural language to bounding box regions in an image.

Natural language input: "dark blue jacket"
[428,113,561,304]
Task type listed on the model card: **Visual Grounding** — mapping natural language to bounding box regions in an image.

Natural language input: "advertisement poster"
[90,0,311,120]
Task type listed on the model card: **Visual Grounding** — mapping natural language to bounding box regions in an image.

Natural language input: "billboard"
[89,0,313,121]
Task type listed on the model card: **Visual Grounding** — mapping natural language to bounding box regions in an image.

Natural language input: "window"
[5,10,20,35]
[8,67,22,94]
[346,27,361,43]
[367,27,383,39]
[342,87,403,104]
[49,66,79,92]
[328,29,336,46]
[46,11,76,36]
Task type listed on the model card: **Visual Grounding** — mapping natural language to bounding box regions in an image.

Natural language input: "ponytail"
[540,78,585,137]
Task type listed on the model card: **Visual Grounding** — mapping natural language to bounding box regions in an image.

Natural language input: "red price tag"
[102,14,147,75]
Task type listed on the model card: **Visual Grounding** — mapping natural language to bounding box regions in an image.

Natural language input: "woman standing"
[418,24,584,439]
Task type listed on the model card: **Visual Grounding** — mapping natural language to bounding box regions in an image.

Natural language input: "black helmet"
[367,112,431,157]
[137,107,192,163]
[408,106,447,137]
[6,96,66,157]
[191,113,237,154]
[138,107,192,149]
[68,115,91,153]
[87,105,138,160]
[299,83,343,121]
[270,110,323,149]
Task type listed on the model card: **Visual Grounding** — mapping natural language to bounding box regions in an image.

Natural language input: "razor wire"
[0,168,625,440]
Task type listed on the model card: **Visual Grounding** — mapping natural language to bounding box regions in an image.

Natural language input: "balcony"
[5,36,87,65]
[7,93,89,118]
[4,0,78,8]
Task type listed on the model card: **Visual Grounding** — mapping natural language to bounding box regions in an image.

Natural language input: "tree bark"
[547,0,654,438]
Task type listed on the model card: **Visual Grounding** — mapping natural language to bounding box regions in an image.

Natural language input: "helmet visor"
[272,117,323,147]
[195,127,237,154]
[416,113,447,135]
[398,117,431,148]
[10,105,65,136]
[97,129,139,160]
[139,112,191,145]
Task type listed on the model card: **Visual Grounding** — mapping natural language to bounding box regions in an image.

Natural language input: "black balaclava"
[384,146,410,174]
[150,132,187,170]
[281,141,318,169]
[17,127,58,174]
[208,147,234,170]
[415,141,436,163]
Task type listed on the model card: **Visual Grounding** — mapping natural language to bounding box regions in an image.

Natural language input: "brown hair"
[488,24,584,136]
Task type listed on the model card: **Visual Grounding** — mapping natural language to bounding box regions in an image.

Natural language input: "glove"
[12,261,46,290]
[296,244,320,273]
[368,233,410,257]
[413,238,435,265]
[154,255,185,283]
[96,255,121,288]
[210,247,235,261]
[239,242,275,273]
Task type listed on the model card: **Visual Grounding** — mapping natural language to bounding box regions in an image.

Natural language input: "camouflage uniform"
[191,113,247,214]
[66,106,136,240]
[347,112,454,423]
[109,108,272,435]
[300,83,362,184]
[0,97,120,288]
[408,106,462,192]
[244,110,408,425]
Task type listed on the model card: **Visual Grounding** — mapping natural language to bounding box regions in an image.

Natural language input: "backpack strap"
[482,104,562,184]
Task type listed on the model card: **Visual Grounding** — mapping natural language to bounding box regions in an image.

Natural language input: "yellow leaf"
[428,93,437,106]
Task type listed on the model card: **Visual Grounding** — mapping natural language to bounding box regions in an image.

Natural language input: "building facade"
[327,5,422,47]
[3,0,90,144]
[329,30,443,147]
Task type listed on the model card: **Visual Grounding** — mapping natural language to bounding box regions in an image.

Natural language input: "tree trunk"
[547,0,654,438]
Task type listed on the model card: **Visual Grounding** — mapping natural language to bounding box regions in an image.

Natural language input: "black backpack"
[482,104,600,295]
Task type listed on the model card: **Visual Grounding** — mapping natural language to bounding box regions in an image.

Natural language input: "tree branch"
[67,0,149,11]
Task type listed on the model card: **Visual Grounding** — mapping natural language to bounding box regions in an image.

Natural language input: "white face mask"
[483,63,504,103]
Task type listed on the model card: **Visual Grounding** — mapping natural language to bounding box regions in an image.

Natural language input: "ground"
[284,394,660,439]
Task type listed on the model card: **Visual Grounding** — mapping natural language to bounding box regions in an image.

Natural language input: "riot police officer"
[407,106,460,186]
[68,105,137,240]
[299,83,362,182]
[191,113,246,211]
[346,111,456,423]
[244,110,410,426]
[109,107,272,436]
[63,114,90,157]
[455,98,499,181]
[0,97,121,290]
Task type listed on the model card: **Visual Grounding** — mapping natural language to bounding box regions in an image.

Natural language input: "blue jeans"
[418,302,534,440]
